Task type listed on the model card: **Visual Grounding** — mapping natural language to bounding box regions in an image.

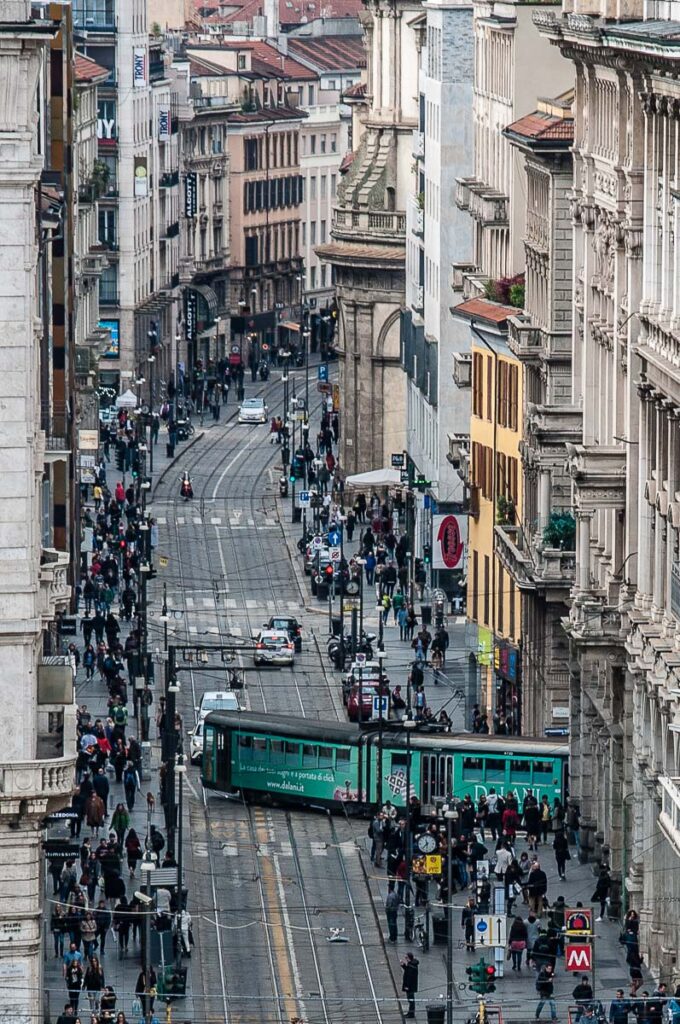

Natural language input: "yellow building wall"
[467,341,523,711]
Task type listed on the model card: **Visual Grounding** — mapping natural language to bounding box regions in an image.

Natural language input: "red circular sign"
[437,515,464,569]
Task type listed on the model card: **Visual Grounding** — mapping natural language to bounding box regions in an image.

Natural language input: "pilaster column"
[538,469,551,534]
[577,509,593,593]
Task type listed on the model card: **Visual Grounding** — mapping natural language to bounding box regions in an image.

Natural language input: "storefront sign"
[134,155,148,196]
[185,173,197,218]
[494,641,519,684]
[433,513,465,570]
[184,290,197,341]
[133,47,147,87]
[158,105,171,140]
[98,318,120,359]
[78,430,99,451]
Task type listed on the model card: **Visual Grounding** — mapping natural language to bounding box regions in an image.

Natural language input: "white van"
[196,690,240,721]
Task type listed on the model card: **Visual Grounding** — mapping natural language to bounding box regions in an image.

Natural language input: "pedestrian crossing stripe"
[148,515,280,529]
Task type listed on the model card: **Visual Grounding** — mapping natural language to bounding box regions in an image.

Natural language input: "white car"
[238,397,268,424]
[253,630,295,666]
[195,690,240,722]
[189,720,204,763]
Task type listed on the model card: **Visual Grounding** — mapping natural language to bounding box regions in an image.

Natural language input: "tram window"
[462,756,483,779]
[303,744,317,767]
[252,737,268,761]
[237,734,253,761]
[284,741,299,765]
[533,761,553,779]
[336,747,351,766]
[271,740,284,757]
[511,759,531,780]
[319,746,333,768]
[391,753,409,769]
[484,759,505,783]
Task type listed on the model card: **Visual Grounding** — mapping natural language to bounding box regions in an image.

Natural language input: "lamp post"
[444,806,459,1024]
[174,331,182,421]
[139,853,156,1024]
[377,646,387,808]
[147,354,155,472]
[403,713,416,941]
[174,753,187,968]
[164,654,180,857]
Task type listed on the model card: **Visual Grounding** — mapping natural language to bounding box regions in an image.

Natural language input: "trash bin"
[431,914,448,945]
[316,580,329,601]
[292,507,302,523]
[332,616,342,636]
[420,604,432,626]
[426,1004,445,1024]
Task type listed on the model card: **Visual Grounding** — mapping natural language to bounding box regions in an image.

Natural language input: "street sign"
[329,547,341,562]
[58,617,77,636]
[565,908,592,935]
[299,491,310,508]
[354,652,367,665]
[474,915,507,948]
[372,695,389,719]
[400,469,410,484]
[327,528,342,547]
[158,555,169,568]
[566,943,592,972]
[391,452,405,468]
[318,363,329,383]
[317,382,331,394]
[312,535,323,549]
[342,599,360,612]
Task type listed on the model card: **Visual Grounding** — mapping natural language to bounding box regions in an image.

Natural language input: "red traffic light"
[324,564,334,576]
[485,966,496,976]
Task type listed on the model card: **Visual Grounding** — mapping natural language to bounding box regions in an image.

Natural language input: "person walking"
[553,830,570,880]
[526,861,548,916]
[83,955,105,1013]
[51,903,68,959]
[401,952,419,1018]
[65,957,84,1013]
[593,866,612,921]
[80,911,97,959]
[508,915,528,971]
[125,827,142,878]
[85,792,105,837]
[123,761,141,811]
[573,975,594,1022]
[609,989,630,1024]
[535,964,557,1021]
[110,804,130,847]
[385,889,400,943]
[461,896,476,952]
[94,899,112,956]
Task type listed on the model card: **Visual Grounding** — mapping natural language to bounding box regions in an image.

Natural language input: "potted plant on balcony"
[496,495,515,525]
[542,511,576,550]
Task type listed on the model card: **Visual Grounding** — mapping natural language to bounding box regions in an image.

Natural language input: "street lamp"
[174,753,187,969]
[139,854,156,1024]
[443,805,459,1024]
[376,646,387,807]
[403,713,417,941]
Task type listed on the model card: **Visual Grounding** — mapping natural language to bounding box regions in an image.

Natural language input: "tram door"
[421,754,454,805]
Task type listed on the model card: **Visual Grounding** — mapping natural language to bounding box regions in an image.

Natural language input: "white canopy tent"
[344,467,402,488]
[115,388,138,409]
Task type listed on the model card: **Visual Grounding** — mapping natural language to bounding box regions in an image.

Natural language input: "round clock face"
[416,833,437,854]
[345,580,360,596]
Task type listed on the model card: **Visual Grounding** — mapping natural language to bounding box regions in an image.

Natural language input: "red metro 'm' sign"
[436,515,464,569]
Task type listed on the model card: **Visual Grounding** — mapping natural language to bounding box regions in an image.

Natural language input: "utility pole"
[444,806,458,1024]
[377,633,386,808]
[403,715,416,941]
[164,645,178,857]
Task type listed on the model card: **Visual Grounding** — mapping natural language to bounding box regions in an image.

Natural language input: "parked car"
[264,615,302,652]
[196,690,240,722]
[238,397,268,424]
[189,720,204,763]
[253,630,295,666]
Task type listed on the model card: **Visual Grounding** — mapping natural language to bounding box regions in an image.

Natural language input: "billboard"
[185,173,197,218]
[134,155,148,196]
[133,48,147,88]
[98,318,120,359]
[158,105,171,140]
[433,513,465,570]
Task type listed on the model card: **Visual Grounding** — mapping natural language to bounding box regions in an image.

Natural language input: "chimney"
[2,1,31,21]
[264,0,278,39]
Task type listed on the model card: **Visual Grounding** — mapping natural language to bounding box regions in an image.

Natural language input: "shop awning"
[187,283,219,320]
[344,467,402,488]
[115,388,138,409]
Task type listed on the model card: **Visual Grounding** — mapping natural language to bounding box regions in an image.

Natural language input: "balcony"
[413,285,424,311]
[508,314,573,363]
[41,403,70,457]
[39,549,71,622]
[0,752,76,813]
[455,177,509,226]
[412,130,425,159]
[410,194,424,237]
[164,221,180,239]
[565,443,626,509]
[494,523,576,593]
[332,207,406,243]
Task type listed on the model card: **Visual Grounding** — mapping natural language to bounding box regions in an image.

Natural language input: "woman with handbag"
[553,830,570,881]
[507,916,528,971]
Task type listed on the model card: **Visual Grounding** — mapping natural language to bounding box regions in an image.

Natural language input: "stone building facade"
[0,3,77,1019]
[317,0,423,476]
[494,94,582,735]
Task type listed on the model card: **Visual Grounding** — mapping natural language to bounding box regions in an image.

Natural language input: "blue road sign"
[318,363,329,383]
[327,528,341,547]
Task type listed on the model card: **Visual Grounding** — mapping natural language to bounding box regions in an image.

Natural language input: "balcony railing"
[659,776,680,857]
[41,403,69,452]
[412,130,425,159]
[0,754,76,806]
[160,170,179,188]
[333,207,406,239]
[494,523,576,591]
[39,548,71,620]
[455,177,509,226]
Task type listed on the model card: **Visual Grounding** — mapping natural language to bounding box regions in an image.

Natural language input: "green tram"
[202,711,568,812]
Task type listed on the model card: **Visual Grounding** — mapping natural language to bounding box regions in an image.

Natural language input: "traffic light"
[423,544,432,564]
[324,564,334,580]
[115,443,125,471]
[466,959,495,995]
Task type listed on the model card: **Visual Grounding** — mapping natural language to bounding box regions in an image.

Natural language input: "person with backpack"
[381,593,391,625]
[123,762,140,812]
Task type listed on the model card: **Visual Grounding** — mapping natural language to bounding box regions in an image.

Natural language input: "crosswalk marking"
[311,842,327,857]
[210,517,222,525]
[225,599,237,609]
[202,598,213,608]
[176,516,185,525]
[156,516,167,525]
[189,626,197,634]
[230,626,242,635]
[185,597,194,608]
[245,599,257,609]
[193,517,202,525]
[278,841,293,857]
[222,843,239,857]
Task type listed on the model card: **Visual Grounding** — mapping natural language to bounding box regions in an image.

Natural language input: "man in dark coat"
[401,952,419,1018]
